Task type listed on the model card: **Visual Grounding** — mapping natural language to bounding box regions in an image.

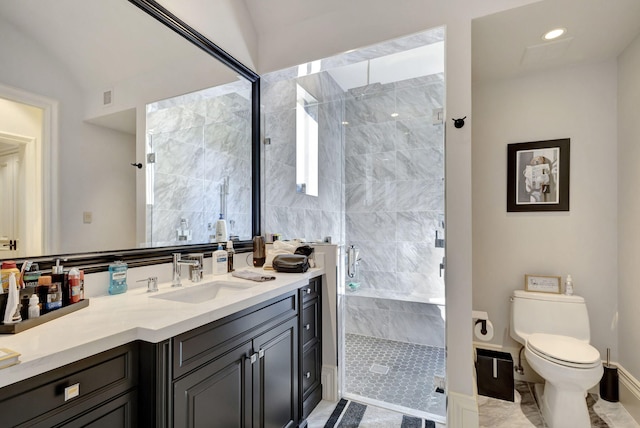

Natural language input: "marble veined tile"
[346,181,397,213]
[396,149,443,182]
[344,305,389,337]
[150,209,206,244]
[346,212,397,243]
[387,311,445,347]
[395,179,444,212]
[318,27,444,73]
[147,105,205,133]
[345,90,396,126]
[347,240,397,273]
[396,211,442,242]
[264,205,306,240]
[396,272,444,301]
[592,394,640,427]
[153,173,205,213]
[261,79,296,113]
[396,118,444,152]
[204,122,250,159]
[345,121,397,157]
[205,94,250,124]
[351,271,398,293]
[155,140,204,179]
[345,156,367,185]
[395,85,443,120]
[151,126,204,149]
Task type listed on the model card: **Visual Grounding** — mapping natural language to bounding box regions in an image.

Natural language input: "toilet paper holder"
[473,310,489,335]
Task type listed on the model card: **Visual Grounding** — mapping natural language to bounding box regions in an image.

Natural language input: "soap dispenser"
[212,245,227,275]
[565,275,574,296]
[215,214,227,243]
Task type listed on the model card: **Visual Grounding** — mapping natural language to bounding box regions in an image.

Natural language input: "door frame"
[0,83,58,255]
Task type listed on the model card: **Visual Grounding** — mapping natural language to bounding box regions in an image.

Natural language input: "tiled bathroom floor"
[344,333,446,418]
[478,381,639,428]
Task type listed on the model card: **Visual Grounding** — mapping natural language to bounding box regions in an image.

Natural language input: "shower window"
[296,84,319,197]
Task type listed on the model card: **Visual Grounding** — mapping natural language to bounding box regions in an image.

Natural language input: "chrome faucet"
[137,276,158,293]
[172,253,201,287]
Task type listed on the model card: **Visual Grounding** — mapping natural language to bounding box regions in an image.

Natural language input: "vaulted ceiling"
[1,0,640,94]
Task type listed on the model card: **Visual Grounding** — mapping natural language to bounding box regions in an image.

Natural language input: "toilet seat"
[527,333,601,369]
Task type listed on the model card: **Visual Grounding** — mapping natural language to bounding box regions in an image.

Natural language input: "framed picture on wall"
[524,274,561,294]
[507,138,570,212]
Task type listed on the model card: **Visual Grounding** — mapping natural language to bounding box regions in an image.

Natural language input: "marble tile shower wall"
[345,74,445,299]
[146,91,252,245]
[262,70,344,243]
[344,74,445,345]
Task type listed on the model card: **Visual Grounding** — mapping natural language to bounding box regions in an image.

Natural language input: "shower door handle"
[347,245,360,278]
[439,257,445,277]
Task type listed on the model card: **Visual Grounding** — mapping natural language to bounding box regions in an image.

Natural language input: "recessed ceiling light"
[543,28,566,41]
[391,112,399,118]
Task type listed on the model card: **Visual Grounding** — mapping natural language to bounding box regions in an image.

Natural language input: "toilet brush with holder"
[600,348,619,402]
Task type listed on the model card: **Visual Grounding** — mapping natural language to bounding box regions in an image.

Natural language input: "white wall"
[472,61,619,361]
[0,17,136,254]
[618,33,640,380]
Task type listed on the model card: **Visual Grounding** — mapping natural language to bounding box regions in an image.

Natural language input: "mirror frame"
[1,0,261,273]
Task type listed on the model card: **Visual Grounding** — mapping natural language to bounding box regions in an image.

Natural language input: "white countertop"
[0,267,323,389]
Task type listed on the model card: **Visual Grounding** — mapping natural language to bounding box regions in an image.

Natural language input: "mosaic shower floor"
[344,333,446,418]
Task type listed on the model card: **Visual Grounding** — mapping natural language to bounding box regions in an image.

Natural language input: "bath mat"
[323,399,436,428]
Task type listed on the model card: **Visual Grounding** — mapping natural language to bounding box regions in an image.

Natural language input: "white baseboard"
[322,365,338,402]
[448,390,479,428]
[618,364,640,424]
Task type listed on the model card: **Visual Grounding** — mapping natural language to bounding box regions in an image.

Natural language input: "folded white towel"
[231,270,276,282]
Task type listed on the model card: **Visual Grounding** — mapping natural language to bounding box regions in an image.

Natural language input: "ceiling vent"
[521,37,573,67]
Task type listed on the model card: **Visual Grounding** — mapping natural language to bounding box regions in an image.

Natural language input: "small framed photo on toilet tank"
[524,274,561,293]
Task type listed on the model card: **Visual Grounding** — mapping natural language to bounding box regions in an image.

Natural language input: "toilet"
[510,290,603,428]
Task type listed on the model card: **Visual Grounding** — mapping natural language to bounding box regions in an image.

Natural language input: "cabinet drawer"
[301,277,320,302]
[301,300,319,347]
[0,344,137,428]
[301,344,321,398]
[173,291,297,378]
[27,390,138,428]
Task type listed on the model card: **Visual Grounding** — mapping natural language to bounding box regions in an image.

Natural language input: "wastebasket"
[476,348,514,401]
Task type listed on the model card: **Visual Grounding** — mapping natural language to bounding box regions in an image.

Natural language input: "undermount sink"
[150,281,259,304]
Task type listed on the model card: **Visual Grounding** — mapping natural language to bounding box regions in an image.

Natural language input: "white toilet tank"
[510,290,591,344]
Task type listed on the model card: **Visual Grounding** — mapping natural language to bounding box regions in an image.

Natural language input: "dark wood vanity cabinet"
[0,276,324,428]
[0,343,138,428]
[299,276,323,421]
[170,290,300,428]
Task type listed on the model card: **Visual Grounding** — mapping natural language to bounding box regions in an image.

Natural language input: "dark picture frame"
[507,138,570,212]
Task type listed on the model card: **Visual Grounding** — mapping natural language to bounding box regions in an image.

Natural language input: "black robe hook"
[131,162,143,169]
[452,116,466,128]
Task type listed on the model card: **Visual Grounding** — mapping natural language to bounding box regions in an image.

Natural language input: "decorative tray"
[0,299,90,334]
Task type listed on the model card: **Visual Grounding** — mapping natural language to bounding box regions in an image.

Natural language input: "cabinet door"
[173,340,253,428]
[252,317,298,428]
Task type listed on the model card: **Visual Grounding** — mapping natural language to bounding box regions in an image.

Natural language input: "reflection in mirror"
[295,84,319,197]
[0,0,255,258]
[0,98,43,258]
[145,80,252,245]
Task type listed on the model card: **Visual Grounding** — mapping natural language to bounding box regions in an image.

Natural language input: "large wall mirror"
[0,0,259,263]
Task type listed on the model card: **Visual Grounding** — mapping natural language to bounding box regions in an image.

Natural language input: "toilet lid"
[527,333,601,368]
